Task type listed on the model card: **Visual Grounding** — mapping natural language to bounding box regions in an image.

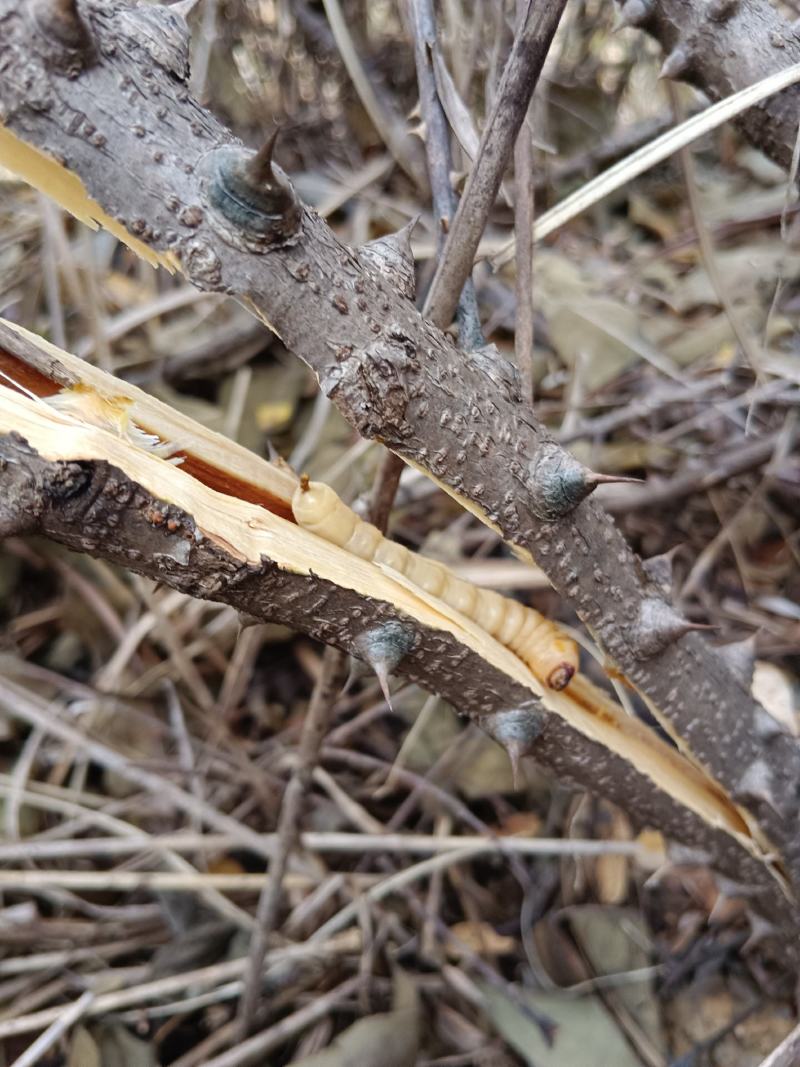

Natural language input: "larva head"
[206,133,302,250]
[478,706,545,789]
[353,620,416,710]
[292,477,343,535]
[546,662,575,691]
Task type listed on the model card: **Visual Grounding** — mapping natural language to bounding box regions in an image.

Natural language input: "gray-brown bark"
[0,1,799,888]
[618,0,800,169]
[0,428,795,945]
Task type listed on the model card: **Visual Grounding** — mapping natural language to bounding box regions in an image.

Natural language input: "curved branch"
[0,425,794,943]
[0,0,798,890]
[618,0,800,168]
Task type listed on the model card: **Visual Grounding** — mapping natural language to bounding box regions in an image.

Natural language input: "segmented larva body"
[292,477,578,690]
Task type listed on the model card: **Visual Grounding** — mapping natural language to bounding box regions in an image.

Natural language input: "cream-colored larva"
[292,476,579,690]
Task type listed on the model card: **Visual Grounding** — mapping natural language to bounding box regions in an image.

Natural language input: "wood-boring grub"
[0,326,793,926]
[292,474,580,691]
[1,0,800,892]
[0,420,795,949]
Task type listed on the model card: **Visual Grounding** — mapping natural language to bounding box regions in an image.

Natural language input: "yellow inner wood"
[0,374,781,885]
[0,118,785,888]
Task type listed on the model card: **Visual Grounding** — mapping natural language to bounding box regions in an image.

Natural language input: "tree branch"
[0,1,799,891]
[423,0,568,330]
[0,426,794,944]
[409,0,483,348]
[618,0,800,169]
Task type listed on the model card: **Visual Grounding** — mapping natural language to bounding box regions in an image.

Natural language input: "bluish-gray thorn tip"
[659,46,691,81]
[632,597,714,658]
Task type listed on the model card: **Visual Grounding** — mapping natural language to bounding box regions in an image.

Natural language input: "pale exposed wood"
[0,322,792,928]
[0,0,799,901]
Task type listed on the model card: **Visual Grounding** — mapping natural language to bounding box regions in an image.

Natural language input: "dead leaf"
[497,811,543,837]
[449,921,517,957]
[481,984,643,1067]
[431,50,480,160]
[592,803,633,905]
[291,970,419,1067]
[752,661,799,737]
[67,1026,101,1067]
[569,907,666,1057]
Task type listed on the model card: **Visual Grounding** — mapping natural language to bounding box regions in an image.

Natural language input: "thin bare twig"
[669,83,765,381]
[8,990,95,1067]
[410,0,483,348]
[321,0,424,187]
[0,679,275,860]
[208,976,362,1067]
[424,0,568,328]
[758,1021,800,1067]
[493,61,800,266]
[0,936,361,1041]
[0,830,651,862]
[513,0,536,402]
[236,646,347,1037]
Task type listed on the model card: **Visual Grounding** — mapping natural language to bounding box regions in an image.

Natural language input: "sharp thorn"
[506,741,523,791]
[633,598,714,658]
[478,707,544,785]
[340,658,360,698]
[53,0,81,21]
[718,634,757,688]
[374,663,394,712]
[585,471,643,489]
[642,546,681,592]
[360,217,419,300]
[32,0,90,52]
[397,213,420,241]
[659,46,691,81]
[171,0,202,19]
[247,128,280,187]
[708,0,739,21]
[352,621,415,711]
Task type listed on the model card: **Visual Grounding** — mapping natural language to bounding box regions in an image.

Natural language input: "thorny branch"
[0,2,799,891]
[616,0,800,170]
[0,428,793,944]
